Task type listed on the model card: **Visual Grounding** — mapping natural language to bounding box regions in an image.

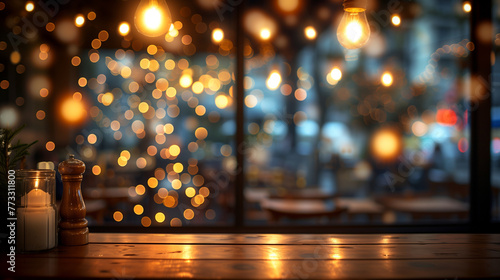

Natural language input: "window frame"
[90,0,498,233]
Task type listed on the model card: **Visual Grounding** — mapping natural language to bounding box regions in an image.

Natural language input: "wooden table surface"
[10,233,500,279]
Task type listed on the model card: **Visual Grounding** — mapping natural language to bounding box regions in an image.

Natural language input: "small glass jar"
[16,170,57,252]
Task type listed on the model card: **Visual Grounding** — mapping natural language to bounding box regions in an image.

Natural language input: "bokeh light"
[87,11,96,20]
[381,72,393,87]
[45,141,55,152]
[212,28,224,43]
[493,138,500,154]
[170,218,182,227]
[183,209,194,220]
[411,121,428,137]
[185,187,196,198]
[458,137,469,153]
[277,0,299,13]
[75,14,85,27]
[36,110,46,120]
[327,67,342,85]
[155,212,166,223]
[463,1,471,13]
[179,74,193,88]
[169,145,181,157]
[266,71,282,90]
[134,204,144,215]
[436,109,457,126]
[391,15,401,26]
[92,165,101,175]
[113,211,123,222]
[141,216,152,227]
[118,22,130,36]
[25,1,34,12]
[260,28,271,40]
[370,128,402,162]
[215,94,230,109]
[0,106,20,128]
[135,184,146,195]
[61,97,86,124]
[304,26,317,40]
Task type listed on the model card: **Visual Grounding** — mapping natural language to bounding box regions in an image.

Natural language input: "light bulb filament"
[144,6,162,30]
[345,19,362,43]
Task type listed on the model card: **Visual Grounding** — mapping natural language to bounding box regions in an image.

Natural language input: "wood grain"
[24,243,500,260]
[10,233,500,279]
[15,258,500,279]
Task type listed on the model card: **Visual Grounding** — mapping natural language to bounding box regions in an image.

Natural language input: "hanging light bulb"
[134,0,172,37]
[337,0,370,49]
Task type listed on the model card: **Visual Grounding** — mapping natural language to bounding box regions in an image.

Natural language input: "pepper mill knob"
[58,154,89,246]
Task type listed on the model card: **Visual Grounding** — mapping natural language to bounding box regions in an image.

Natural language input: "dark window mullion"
[469,0,493,229]
[235,0,246,228]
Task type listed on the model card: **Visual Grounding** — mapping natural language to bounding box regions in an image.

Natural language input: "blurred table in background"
[246,187,386,223]
[377,195,469,220]
[260,198,346,222]
[336,197,385,221]
[268,188,336,200]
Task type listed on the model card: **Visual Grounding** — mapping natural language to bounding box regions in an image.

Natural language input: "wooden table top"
[11,233,500,279]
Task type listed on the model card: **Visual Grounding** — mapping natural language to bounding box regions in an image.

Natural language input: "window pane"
[0,1,236,228]
[0,0,482,229]
[243,0,471,226]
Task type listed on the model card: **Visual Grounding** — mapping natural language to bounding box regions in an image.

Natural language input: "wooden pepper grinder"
[58,154,89,246]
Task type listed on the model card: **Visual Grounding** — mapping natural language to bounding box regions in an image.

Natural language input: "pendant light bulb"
[134,0,172,37]
[337,0,370,49]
